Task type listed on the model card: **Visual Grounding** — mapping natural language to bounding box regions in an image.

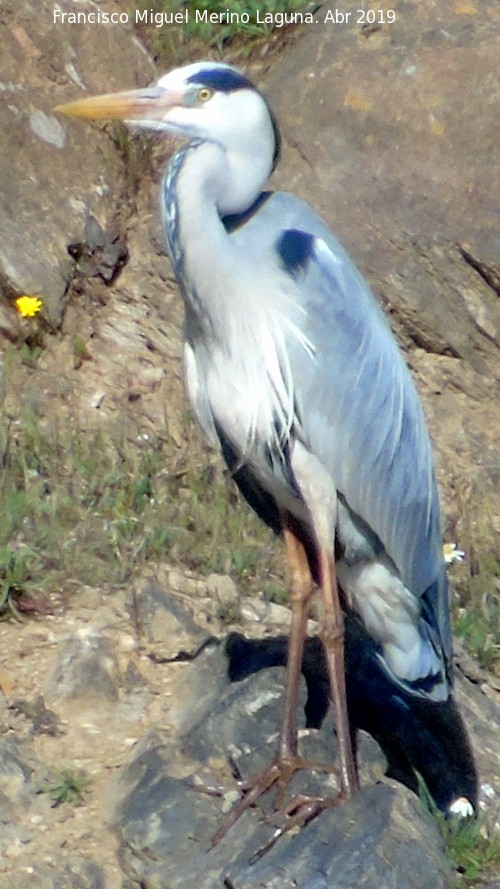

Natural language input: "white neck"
[179,135,272,218]
[172,138,272,322]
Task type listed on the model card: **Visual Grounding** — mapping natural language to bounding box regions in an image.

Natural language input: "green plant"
[262,581,290,606]
[107,121,155,204]
[37,770,89,807]
[72,335,91,369]
[0,347,285,608]
[419,777,500,887]
[452,545,500,674]
[134,0,315,64]
[0,544,41,618]
[442,815,500,886]
[454,600,500,673]
[184,0,313,49]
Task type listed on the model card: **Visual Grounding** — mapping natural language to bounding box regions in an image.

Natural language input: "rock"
[0,735,54,860]
[0,736,50,807]
[206,573,240,619]
[165,640,229,733]
[9,695,62,737]
[184,665,384,798]
[0,0,154,325]
[115,728,451,889]
[224,784,451,889]
[454,668,500,813]
[75,586,102,612]
[67,214,128,284]
[223,629,484,814]
[126,581,229,731]
[114,661,450,886]
[45,630,120,702]
[129,579,211,659]
[0,858,105,889]
[2,569,497,887]
[239,594,318,633]
[264,0,500,568]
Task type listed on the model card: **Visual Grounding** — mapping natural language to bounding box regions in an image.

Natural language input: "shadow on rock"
[113,614,472,889]
[225,613,478,815]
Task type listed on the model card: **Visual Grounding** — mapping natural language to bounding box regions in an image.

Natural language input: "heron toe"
[211,752,342,846]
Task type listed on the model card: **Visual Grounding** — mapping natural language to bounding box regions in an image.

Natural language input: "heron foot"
[248,790,346,862]
[210,753,341,846]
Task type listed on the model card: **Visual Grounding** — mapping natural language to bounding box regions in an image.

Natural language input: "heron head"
[55,61,278,162]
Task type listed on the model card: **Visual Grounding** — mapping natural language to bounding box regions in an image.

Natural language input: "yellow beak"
[54,86,183,122]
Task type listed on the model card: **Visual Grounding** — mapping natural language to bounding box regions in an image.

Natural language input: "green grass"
[1,341,499,670]
[0,543,44,618]
[108,122,155,202]
[134,0,315,64]
[418,779,500,887]
[452,541,500,675]
[454,595,500,674]
[442,815,500,887]
[182,0,314,51]
[0,348,285,611]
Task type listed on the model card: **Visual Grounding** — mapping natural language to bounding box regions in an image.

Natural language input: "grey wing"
[258,197,449,649]
[279,226,454,695]
[291,233,441,595]
[223,192,451,686]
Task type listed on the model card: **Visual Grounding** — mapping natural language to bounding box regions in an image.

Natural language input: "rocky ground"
[0,0,499,887]
[0,567,499,889]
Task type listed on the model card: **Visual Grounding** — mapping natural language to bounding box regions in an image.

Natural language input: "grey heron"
[56,61,476,832]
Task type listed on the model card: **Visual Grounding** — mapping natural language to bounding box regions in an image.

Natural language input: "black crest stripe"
[186,67,254,93]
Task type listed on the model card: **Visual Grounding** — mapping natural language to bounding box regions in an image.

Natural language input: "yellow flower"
[14,295,43,317]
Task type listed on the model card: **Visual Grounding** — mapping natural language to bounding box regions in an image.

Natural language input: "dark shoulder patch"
[276,229,315,278]
[187,67,254,93]
[268,106,281,171]
[223,191,273,233]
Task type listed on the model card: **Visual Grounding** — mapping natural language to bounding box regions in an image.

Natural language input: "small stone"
[130,580,208,659]
[45,633,120,703]
[77,586,101,610]
[165,642,229,733]
[136,366,166,388]
[206,574,240,612]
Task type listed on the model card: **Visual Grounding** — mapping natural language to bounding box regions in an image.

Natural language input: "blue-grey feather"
[162,142,203,276]
[222,189,451,686]
[234,193,439,585]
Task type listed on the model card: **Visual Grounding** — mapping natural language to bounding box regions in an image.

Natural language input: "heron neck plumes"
[161,131,308,460]
[162,131,274,310]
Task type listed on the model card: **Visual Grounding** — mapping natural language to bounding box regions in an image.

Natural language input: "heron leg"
[284,441,358,795]
[277,521,314,763]
[210,522,358,846]
[210,520,314,844]
[318,547,359,795]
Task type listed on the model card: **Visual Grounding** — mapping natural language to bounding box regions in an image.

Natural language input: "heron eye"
[197,87,213,103]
